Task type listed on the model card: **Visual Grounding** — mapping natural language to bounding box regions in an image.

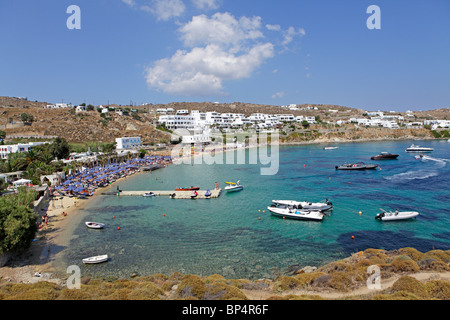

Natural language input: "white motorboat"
[272,199,333,211]
[323,146,339,150]
[225,180,244,192]
[335,162,378,170]
[375,208,419,221]
[267,206,324,221]
[85,222,105,229]
[405,144,434,152]
[82,254,108,264]
[143,192,155,197]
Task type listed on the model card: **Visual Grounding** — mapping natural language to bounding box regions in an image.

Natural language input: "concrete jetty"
[111,189,222,199]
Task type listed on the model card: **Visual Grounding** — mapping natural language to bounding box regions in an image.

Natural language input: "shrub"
[425,280,450,300]
[391,276,429,299]
[273,276,301,292]
[398,247,424,261]
[176,275,207,299]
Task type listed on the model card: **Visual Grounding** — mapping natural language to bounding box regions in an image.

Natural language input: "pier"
[106,189,222,199]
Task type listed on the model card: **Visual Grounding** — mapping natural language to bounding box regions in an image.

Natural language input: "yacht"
[405,144,434,152]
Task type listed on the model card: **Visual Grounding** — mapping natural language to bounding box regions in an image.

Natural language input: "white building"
[157,115,195,130]
[0,142,48,160]
[115,137,142,150]
[176,109,189,115]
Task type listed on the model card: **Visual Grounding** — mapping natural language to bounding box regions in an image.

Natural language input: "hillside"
[1,247,449,300]
[1,96,448,145]
[0,97,170,144]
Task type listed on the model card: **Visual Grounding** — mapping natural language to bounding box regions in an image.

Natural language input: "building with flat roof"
[115,137,141,150]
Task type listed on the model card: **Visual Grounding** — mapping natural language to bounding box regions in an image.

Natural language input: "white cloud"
[191,0,220,10]
[271,91,285,99]
[282,26,306,46]
[145,43,274,95]
[122,0,136,7]
[179,12,264,48]
[266,24,281,31]
[142,0,186,21]
[144,12,305,96]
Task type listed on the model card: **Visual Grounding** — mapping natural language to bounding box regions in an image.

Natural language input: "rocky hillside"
[0,97,170,144]
[0,247,449,300]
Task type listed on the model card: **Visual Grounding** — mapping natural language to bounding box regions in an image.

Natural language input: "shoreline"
[0,137,446,285]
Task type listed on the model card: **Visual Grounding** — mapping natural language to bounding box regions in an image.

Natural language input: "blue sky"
[0,0,449,111]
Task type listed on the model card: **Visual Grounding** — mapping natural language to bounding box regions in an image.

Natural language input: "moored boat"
[82,254,108,264]
[271,199,332,211]
[375,209,419,221]
[85,222,105,229]
[405,144,434,152]
[323,146,339,150]
[175,186,200,191]
[335,162,378,170]
[225,180,244,192]
[371,152,399,160]
[267,206,324,221]
[143,192,155,197]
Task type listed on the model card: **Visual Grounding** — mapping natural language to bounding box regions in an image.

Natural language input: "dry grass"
[1,248,449,300]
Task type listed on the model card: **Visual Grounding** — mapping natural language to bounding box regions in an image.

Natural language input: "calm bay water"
[62,140,450,279]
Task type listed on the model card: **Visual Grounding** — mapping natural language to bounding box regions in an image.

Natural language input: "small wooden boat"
[85,222,105,229]
[82,254,108,264]
[175,186,200,191]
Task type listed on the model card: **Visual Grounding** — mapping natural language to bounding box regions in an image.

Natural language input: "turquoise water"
[63,140,450,279]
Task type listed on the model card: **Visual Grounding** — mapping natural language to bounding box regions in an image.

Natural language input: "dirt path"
[243,272,450,300]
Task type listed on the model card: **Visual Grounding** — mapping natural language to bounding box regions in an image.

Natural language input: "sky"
[0,0,449,111]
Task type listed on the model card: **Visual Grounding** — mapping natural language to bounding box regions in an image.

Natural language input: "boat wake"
[415,155,450,168]
[385,170,440,182]
[386,155,449,182]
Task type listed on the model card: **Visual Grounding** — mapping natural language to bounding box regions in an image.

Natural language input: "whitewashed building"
[0,142,48,160]
[115,137,141,150]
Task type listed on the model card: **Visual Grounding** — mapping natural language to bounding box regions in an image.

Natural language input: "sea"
[60,140,450,280]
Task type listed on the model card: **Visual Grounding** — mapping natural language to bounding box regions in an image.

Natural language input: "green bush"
[0,188,38,254]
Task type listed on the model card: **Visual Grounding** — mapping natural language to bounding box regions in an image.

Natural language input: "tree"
[0,187,38,254]
[49,137,70,160]
[301,120,310,129]
[20,113,33,123]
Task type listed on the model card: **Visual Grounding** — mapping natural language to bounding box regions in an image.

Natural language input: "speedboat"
[143,192,155,197]
[271,199,333,211]
[85,222,105,229]
[323,146,339,150]
[335,162,378,170]
[82,254,108,264]
[267,206,324,221]
[175,186,200,191]
[205,189,211,197]
[371,152,399,160]
[190,190,198,199]
[225,180,244,192]
[405,144,434,152]
[375,208,419,221]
